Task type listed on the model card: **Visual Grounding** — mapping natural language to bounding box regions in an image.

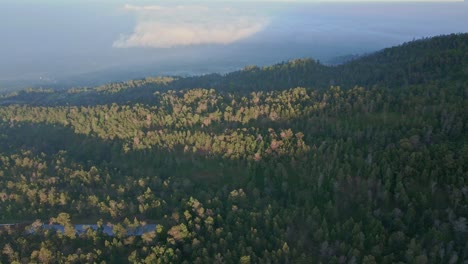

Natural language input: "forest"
[0,33,467,263]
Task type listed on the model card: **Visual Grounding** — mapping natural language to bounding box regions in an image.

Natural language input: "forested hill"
[174,33,468,91]
[1,33,466,106]
[334,33,468,87]
[0,33,466,263]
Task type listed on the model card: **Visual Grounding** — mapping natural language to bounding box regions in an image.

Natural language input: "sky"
[0,0,467,90]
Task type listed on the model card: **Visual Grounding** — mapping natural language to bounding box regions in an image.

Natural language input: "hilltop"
[1,33,467,106]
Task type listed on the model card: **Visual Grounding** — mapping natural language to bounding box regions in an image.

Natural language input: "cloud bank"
[113,4,269,48]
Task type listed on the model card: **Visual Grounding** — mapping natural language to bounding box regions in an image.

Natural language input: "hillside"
[2,33,467,107]
[0,34,467,263]
[335,33,468,87]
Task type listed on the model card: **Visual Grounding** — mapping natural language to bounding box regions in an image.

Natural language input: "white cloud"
[122,4,165,11]
[113,4,269,48]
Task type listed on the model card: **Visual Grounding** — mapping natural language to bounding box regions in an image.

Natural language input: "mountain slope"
[1,33,467,106]
[335,33,468,87]
[174,33,468,92]
[0,33,466,263]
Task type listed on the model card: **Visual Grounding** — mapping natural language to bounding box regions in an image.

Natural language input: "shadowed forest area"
[0,34,467,263]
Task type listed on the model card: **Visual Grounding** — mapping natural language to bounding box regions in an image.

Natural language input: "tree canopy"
[0,33,467,263]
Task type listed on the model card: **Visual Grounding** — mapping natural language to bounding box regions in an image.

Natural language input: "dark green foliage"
[0,34,467,263]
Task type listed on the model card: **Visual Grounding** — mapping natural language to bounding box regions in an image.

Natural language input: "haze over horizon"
[1,0,467,90]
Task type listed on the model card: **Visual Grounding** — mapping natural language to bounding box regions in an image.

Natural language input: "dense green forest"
[0,34,467,263]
